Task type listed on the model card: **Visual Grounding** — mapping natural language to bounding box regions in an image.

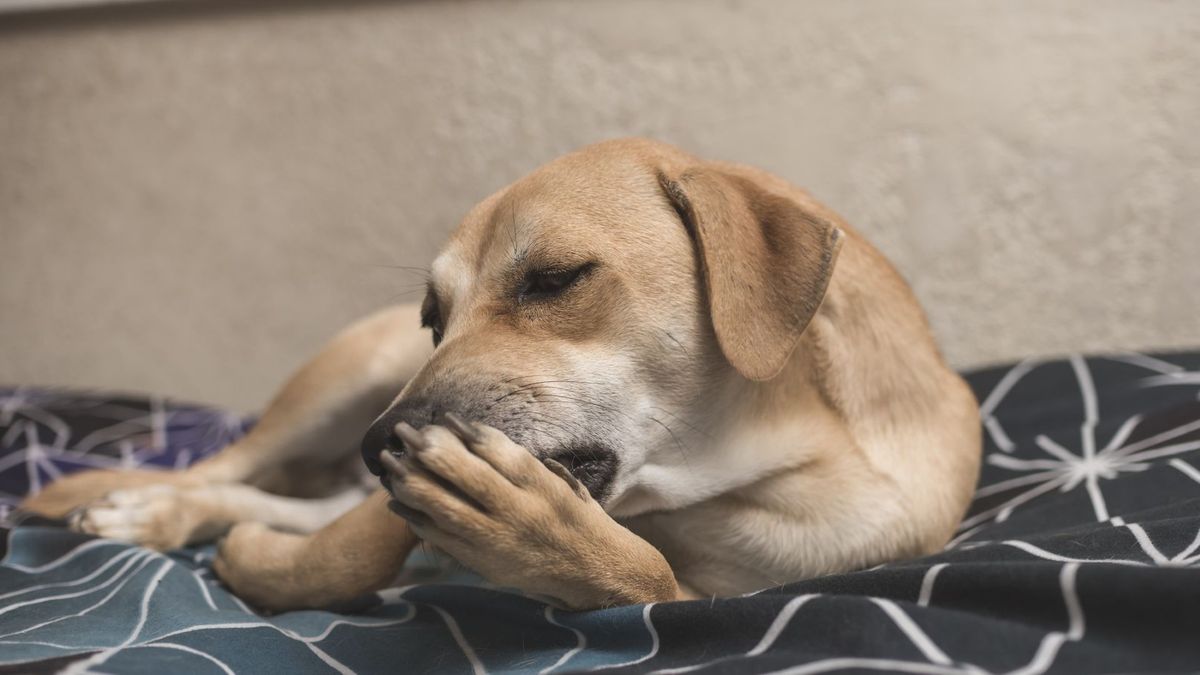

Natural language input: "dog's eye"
[420,292,444,347]
[520,263,593,301]
[421,312,444,347]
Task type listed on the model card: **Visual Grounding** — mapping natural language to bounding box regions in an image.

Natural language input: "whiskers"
[497,374,700,472]
[370,263,431,304]
[370,264,432,276]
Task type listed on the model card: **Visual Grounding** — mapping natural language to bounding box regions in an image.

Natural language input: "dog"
[22,138,981,611]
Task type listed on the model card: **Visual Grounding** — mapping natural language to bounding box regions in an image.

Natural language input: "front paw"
[378,415,678,609]
[68,485,202,551]
[21,469,200,520]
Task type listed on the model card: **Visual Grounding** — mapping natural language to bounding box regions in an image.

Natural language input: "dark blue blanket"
[2,352,1199,674]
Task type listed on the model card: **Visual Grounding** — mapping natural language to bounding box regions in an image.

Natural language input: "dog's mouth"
[546,444,619,504]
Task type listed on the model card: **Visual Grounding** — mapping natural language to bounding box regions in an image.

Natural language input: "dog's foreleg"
[379,418,689,609]
[188,304,432,486]
[213,489,418,612]
[70,483,367,552]
[23,304,431,521]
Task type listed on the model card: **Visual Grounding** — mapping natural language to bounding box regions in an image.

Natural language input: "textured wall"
[2,0,1198,411]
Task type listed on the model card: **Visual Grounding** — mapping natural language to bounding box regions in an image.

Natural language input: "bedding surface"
[2,352,1199,674]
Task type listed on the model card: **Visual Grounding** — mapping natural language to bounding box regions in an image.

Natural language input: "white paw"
[68,484,198,551]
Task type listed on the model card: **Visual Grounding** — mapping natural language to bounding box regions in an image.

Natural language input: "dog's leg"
[68,483,368,552]
[184,303,432,487]
[379,418,686,609]
[213,489,418,612]
[22,305,431,531]
[212,415,691,612]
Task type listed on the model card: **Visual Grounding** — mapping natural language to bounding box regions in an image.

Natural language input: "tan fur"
[20,139,980,612]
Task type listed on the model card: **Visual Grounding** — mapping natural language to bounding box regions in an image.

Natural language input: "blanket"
[2,351,1199,674]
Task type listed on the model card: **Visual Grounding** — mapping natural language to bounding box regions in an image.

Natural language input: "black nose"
[360,400,439,475]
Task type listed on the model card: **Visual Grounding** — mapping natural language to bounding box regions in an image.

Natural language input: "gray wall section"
[2,0,1199,411]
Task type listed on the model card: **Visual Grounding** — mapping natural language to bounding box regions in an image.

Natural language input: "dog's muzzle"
[360,399,443,475]
[360,408,403,476]
[361,403,620,502]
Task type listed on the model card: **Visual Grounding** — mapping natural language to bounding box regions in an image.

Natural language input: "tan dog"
[22,138,981,611]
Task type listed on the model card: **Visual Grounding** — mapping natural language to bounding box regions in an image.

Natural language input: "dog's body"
[23,139,981,611]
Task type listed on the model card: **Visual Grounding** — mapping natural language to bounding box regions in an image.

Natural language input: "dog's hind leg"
[22,304,432,525]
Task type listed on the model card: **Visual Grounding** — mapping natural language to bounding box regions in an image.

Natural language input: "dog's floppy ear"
[659,167,843,381]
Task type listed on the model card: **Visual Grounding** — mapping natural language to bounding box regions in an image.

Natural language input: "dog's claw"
[542,458,588,500]
[378,450,406,478]
[441,412,482,444]
[392,422,427,454]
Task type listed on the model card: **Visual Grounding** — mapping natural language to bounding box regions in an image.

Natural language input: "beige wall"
[2,0,1198,411]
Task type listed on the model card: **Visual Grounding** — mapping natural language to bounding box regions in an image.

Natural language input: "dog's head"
[362,139,843,513]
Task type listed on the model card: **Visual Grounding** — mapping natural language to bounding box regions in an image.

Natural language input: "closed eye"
[420,289,445,347]
[519,262,595,302]
[424,317,444,347]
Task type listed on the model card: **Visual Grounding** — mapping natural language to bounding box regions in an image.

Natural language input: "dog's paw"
[379,414,677,609]
[68,484,201,551]
[22,468,190,519]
